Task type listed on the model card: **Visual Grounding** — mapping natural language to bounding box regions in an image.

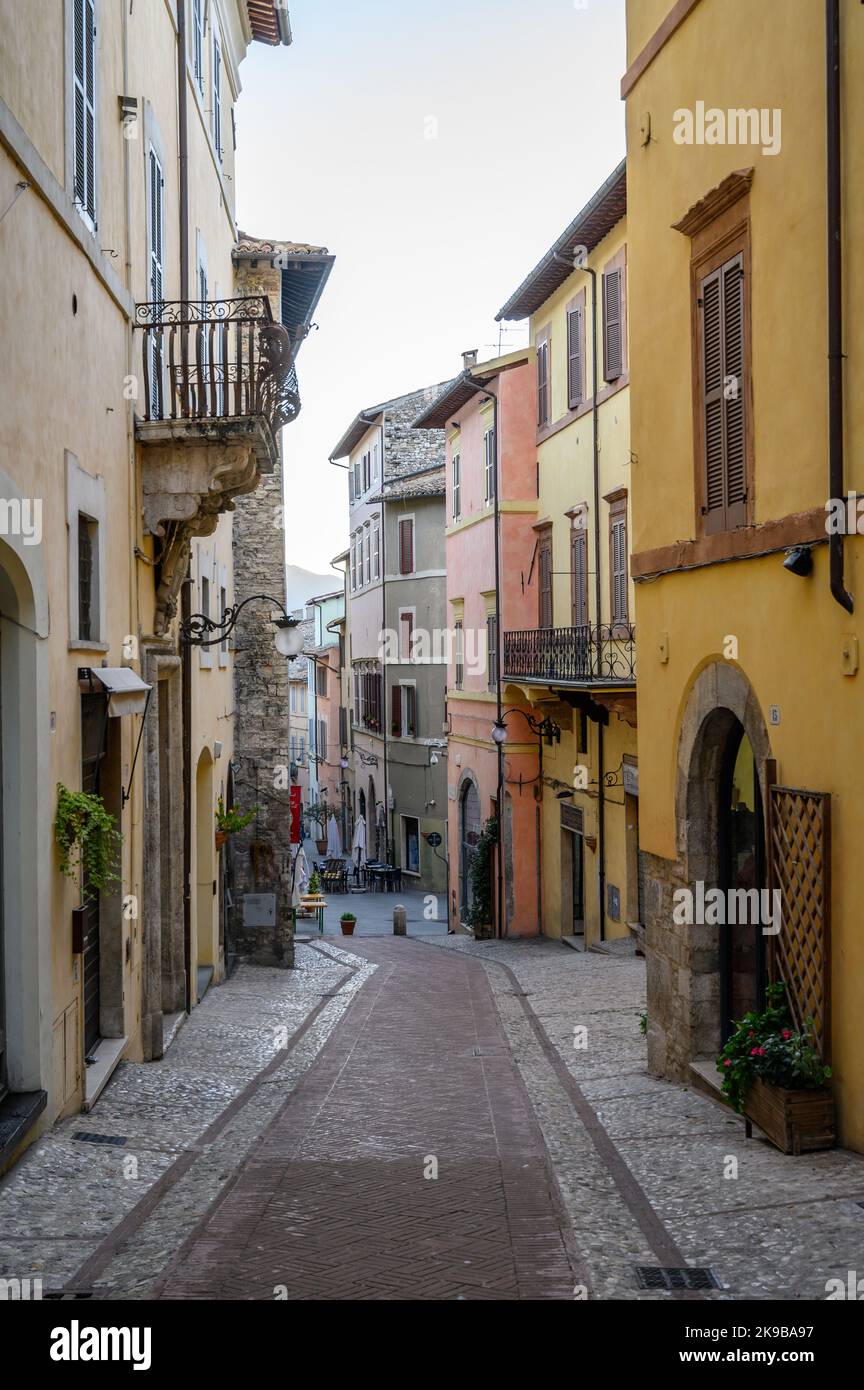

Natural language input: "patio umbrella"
[352,813,367,867]
[291,844,310,905]
[326,813,343,858]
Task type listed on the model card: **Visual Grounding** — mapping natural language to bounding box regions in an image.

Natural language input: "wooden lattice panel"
[766,785,831,1061]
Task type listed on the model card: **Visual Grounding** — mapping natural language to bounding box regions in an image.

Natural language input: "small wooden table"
[299,894,327,933]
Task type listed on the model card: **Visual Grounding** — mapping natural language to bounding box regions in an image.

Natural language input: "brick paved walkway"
[151,938,580,1300]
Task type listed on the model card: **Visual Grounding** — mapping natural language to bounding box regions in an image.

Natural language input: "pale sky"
[235,0,627,575]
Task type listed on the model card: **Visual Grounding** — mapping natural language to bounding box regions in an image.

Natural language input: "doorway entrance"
[719,721,766,1040]
[80,693,107,1057]
[195,749,215,1002]
[459,778,481,921]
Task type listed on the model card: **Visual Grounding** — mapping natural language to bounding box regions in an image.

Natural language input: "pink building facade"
[415,350,541,935]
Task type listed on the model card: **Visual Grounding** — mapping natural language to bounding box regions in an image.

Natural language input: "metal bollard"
[393,904,407,936]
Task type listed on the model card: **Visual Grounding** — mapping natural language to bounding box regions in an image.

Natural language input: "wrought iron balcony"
[133,295,300,451]
[503,624,636,686]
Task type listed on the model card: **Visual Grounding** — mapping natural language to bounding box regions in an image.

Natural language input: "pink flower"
[723,1059,732,1068]
[782,1029,791,1040]
[750,1046,766,1056]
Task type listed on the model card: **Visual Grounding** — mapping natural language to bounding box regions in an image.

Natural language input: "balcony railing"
[133,296,300,434]
[503,624,636,685]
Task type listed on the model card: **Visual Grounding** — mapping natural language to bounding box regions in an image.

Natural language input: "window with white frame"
[219,581,228,666]
[373,523,380,579]
[199,569,212,668]
[452,453,461,520]
[364,529,371,584]
[484,428,496,503]
[212,24,222,162]
[192,0,205,94]
[402,815,420,875]
[72,0,97,229]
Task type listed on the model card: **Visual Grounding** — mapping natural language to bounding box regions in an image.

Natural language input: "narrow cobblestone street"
[2,935,862,1302]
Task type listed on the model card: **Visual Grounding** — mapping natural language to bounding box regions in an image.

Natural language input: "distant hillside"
[285,563,342,612]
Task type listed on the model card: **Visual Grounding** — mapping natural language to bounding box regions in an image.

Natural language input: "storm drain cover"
[73,1131,126,1146]
[635,1266,721,1291]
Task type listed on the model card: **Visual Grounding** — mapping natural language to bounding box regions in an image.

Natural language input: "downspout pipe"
[178,8,192,1011]
[553,251,606,940]
[459,371,504,937]
[826,0,853,612]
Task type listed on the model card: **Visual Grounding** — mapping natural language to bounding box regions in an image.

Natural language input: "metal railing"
[503,624,636,685]
[134,296,300,433]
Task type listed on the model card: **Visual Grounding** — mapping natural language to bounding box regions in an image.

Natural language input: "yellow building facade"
[497,165,640,947]
[623,0,864,1149]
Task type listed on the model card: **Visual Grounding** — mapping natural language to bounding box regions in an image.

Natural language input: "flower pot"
[340,919,356,936]
[316,839,327,855]
[215,830,228,851]
[473,922,494,941]
[743,1075,835,1154]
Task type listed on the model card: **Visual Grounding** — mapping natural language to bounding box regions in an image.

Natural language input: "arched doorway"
[719,721,765,1039]
[195,749,215,999]
[367,776,377,858]
[459,778,481,920]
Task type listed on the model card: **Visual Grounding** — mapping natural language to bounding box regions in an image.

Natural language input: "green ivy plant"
[215,795,258,835]
[466,816,498,931]
[716,981,831,1112]
[55,783,122,898]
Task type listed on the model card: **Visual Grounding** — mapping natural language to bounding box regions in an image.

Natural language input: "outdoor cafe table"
[299,894,327,933]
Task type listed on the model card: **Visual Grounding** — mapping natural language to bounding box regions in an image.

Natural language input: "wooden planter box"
[743,1076,835,1154]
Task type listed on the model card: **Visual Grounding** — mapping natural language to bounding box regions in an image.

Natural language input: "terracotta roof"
[369,465,446,502]
[496,160,626,321]
[234,233,335,345]
[234,233,329,258]
[412,349,531,430]
[246,1,292,46]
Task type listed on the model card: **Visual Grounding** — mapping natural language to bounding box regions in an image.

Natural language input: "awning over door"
[79,667,152,717]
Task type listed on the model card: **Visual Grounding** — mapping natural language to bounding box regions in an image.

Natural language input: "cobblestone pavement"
[2,932,862,1301]
[424,935,864,1301]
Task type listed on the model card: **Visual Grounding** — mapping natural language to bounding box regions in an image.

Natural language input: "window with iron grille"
[77,513,95,641]
[72,0,97,228]
[484,428,496,503]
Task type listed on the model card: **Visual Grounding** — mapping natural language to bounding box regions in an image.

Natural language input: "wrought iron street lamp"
[490,709,561,746]
[178,592,296,652]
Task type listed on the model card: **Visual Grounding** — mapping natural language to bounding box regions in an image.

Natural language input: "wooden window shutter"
[567,308,583,408]
[73,0,97,224]
[405,685,417,736]
[399,518,414,574]
[571,527,588,627]
[610,513,628,624]
[700,255,746,534]
[539,535,553,629]
[603,269,622,381]
[537,339,549,425]
[391,684,401,736]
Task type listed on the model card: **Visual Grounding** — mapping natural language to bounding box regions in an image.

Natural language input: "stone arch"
[0,495,51,1108]
[672,660,772,1058]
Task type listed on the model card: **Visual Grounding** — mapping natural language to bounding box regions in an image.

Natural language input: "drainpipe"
[826,0,853,612]
[177,3,192,1012]
[380,422,390,863]
[459,370,504,937]
[178,0,189,303]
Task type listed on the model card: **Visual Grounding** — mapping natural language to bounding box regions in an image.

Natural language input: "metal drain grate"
[635,1266,721,1291]
[73,1131,126,1147]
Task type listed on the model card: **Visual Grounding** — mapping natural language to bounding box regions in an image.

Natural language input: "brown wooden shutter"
[700,255,746,534]
[571,527,588,627]
[405,685,417,736]
[391,684,402,736]
[723,255,747,527]
[603,269,622,381]
[567,308,583,408]
[399,518,414,574]
[610,515,628,623]
[537,340,549,426]
[538,534,553,628]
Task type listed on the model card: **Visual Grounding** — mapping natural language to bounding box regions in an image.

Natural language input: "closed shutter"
[391,685,402,736]
[399,518,414,574]
[571,527,588,627]
[539,536,553,629]
[567,307,583,408]
[611,514,628,624]
[701,254,746,534]
[73,0,97,225]
[193,0,204,91]
[537,340,549,425]
[405,684,417,736]
[148,148,164,416]
[603,269,622,381]
[212,32,222,161]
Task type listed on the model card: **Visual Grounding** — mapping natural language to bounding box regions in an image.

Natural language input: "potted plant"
[716,982,834,1154]
[466,816,498,940]
[307,868,323,898]
[215,795,258,850]
[305,800,330,855]
[339,911,357,936]
[55,784,122,900]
